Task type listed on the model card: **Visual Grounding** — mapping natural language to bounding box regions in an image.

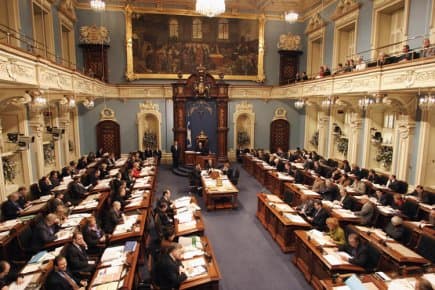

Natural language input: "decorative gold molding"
[305,13,326,35]
[272,107,288,121]
[330,0,361,21]
[99,107,117,121]
[58,0,76,22]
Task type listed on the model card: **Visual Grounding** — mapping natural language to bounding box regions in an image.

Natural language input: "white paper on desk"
[294,183,306,189]
[55,228,74,241]
[175,212,194,224]
[0,231,9,240]
[100,257,126,267]
[9,273,41,290]
[182,249,204,260]
[422,273,435,287]
[301,189,320,196]
[177,221,197,232]
[274,203,294,213]
[284,213,307,224]
[179,236,202,250]
[20,263,41,274]
[101,246,125,262]
[182,256,206,268]
[265,194,282,203]
[174,199,191,209]
[324,252,349,266]
[387,278,416,290]
[186,266,207,279]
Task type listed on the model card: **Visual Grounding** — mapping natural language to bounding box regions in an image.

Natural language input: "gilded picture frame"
[125,6,265,82]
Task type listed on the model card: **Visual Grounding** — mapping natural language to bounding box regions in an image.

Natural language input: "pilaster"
[395,116,416,181]
[348,113,362,165]
[318,114,330,157]
[28,107,45,178]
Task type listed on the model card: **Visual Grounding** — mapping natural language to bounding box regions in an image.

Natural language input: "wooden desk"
[265,171,293,198]
[71,191,109,214]
[350,225,429,273]
[253,160,273,185]
[124,190,151,212]
[180,236,221,290]
[256,193,311,252]
[110,211,147,244]
[293,230,365,290]
[201,175,238,211]
[403,221,435,248]
[320,274,385,290]
[283,183,321,207]
[242,154,255,175]
[89,241,141,290]
[20,202,47,216]
[132,176,155,190]
[0,219,28,260]
[185,152,217,168]
[175,210,205,237]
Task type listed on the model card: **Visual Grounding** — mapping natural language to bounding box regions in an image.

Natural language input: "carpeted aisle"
[155,164,312,290]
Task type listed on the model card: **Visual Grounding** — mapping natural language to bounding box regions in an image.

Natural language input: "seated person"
[39,176,54,196]
[153,148,162,164]
[312,161,324,176]
[31,213,60,253]
[307,200,329,231]
[338,174,353,187]
[196,141,208,156]
[397,44,413,62]
[65,232,96,278]
[131,162,141,178]
[297,199,315,217]
[77,156,87,170]
[45,255,87,290]
[354,56,367,71]
[99,163,109,179]
[326,217,345,246]
[0,261,23,289]
[49,171,61,187]
[341,160,351,173]
[312,176,326,194]
[321,179,339,201]
[355,198,375,226]
[351,176,367,195]
[2,193,24,220]
[54,205,69,224]
[156,189,175,217]
[374,190,393,206]
[386,174,400,192]
[220,162,233,178]
[47,192,71,213]
[110,186,128,210]
[61,166,73,179]
[103,201,124,234]
[414,277,434,290]
[420,38,435,58]
[336,187,354,210]
[391,193,404,210]
[331,168,342,181]
[153,244,187,289]
[384,215,404,242]
[16,186,31,209]
[338,233,369,269]
[204,159,214,170]
[350,164,362,178]
[82,216,106,254]
[367,169,378,184]
[67,176,88,205]
[156,203,174,233]
[409,185,433,204]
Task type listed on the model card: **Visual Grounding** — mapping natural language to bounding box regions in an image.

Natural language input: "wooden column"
[217,99,228,162]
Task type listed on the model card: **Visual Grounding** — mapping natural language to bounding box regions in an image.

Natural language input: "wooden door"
[270,119,290,152]
[96,120,120,158]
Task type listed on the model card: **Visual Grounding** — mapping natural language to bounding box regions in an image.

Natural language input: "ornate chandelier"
[294,98,305,110]
[90,0,106,10]
[419,93,435,110]
[285,12,299,23]
[358,95,374,111]
[196,0,225,17]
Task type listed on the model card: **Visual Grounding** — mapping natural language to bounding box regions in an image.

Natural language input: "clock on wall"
[99,108,116,121]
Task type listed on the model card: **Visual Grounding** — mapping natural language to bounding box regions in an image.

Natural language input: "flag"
[187,119,192,148]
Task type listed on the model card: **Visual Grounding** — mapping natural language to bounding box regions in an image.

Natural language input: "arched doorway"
[270,119,290,153]
[96,120,121,158]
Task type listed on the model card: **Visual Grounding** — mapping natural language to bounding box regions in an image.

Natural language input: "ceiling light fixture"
[358,95,374,111]
[294,98,305,110]
[285,12,299,23]
[90,0,106,11]
[196,0,225,17]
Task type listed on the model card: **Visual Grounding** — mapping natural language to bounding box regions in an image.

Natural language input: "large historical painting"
[126,12,265,81]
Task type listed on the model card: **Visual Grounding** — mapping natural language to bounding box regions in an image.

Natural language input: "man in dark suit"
[386,174,400,192]
[196,141,208,156]
[65,232,96,278]
[2,193,23,220]
[82,216,106,254]
[410,185,433,205]
[338,188,354,210]
[307,200,329,231]
[67,176,88,205]
[154,244,187,290]
[31,213,59,253]
[45,255,87,290]
[338,233,369,269]
[375,190,393,206]
[170,140,180,168]
[103,201,124,234]
[355,198,375,226]
[47,192,71,213]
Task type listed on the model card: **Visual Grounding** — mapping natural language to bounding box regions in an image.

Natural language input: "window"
[307,35,324,76]
[59,14,76,69]
[335,23,356,67]
[371,0,409,58]
[192,18,202,40]
[0,0,20,46]
[218,19,229,40]
[169,18,179,38]
[32,0,55,61]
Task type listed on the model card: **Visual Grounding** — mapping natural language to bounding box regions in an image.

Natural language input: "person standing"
[170,140,180,169]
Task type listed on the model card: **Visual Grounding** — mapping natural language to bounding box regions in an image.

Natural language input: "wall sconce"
[294,98,305,110]
[82,98,95,109]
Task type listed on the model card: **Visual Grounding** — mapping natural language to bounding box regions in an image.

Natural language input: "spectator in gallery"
[324,66,331,76]
[397,44,413,62]
[355,56,367,71]
[301,72,308,81]
[376,52,390,67]
[334,63,344,75]
[421,38,435,58]
[316,66,325,79]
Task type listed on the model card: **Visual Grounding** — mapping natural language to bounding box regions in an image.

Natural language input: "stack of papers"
[284,213,307,224]
[324,252,351,265]
[93,266,123,285]
[174,197,191,209]
[265,194,282,203]
[55,227,75,241]
[177,221,197,232]
[9,273,42,290]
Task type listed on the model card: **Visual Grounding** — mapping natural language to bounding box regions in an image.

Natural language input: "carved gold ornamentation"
[331,0,360,21]
[277,33,301,50]
[79,25,110,45]
[305,13,326,34]
[272,107,288,121]
[58,0,76,21]
[99,108,116,121]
